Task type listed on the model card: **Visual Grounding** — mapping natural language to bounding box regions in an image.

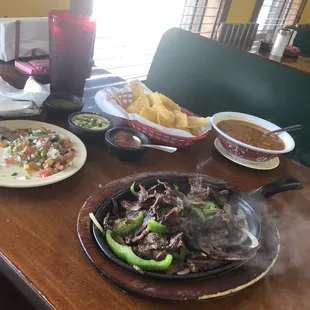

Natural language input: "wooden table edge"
[0,252,55,310]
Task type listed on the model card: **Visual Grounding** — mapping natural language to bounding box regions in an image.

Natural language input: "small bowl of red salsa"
[105,127,150,161]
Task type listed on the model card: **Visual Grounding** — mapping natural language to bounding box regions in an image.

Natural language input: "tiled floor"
[0,275,34,310]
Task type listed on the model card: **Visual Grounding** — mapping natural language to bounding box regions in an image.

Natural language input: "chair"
[216,22,258,51]
[297,23,310,31]
[146,28,310,166]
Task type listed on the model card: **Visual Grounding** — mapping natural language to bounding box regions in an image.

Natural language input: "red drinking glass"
[49,10,96,97]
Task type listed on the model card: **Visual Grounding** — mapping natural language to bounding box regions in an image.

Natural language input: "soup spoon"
[266,124,302,135]
[133,136,177,153]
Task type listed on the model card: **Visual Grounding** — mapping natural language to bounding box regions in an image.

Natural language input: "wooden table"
[257,50,310,74]
[1,65,310,310]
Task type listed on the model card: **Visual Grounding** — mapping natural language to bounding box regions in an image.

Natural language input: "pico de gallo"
[0,128,75,178]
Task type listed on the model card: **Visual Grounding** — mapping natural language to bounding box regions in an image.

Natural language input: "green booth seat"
[287,26,310,57]
[146,28,310,167]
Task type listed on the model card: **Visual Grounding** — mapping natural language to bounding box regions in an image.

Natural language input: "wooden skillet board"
[77,172,280,301]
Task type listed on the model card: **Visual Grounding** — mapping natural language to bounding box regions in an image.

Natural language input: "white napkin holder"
[0,17,48,62]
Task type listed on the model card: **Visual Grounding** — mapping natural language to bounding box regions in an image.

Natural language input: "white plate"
[0,120,87,188]
[214,138,280,170]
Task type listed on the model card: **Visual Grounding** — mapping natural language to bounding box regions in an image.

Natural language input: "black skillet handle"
[249,178,303,202]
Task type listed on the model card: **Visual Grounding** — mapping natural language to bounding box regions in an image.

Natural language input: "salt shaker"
[270,28,292,57]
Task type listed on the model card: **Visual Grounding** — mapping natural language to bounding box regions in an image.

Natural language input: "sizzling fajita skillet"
[89,173,302,281]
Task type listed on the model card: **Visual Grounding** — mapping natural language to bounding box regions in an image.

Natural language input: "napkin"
[0,76,50,117]
[95,81,211,138]
[0,18,48,61]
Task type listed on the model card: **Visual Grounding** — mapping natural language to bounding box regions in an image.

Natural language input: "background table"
[257,50,310,74]
[0,64,310,310]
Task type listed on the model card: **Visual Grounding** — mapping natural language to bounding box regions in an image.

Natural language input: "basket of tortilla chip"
[95,82,211,148]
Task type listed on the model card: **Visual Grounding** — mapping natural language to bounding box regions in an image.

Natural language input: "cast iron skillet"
[91,174,302,280]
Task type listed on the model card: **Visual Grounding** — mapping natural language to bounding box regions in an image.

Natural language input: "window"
[92,0,227,81]
[180,0,227,39]
[256,0,304,40]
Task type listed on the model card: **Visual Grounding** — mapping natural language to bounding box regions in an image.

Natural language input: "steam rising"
[196,158,310,278]
[267,194,310,275]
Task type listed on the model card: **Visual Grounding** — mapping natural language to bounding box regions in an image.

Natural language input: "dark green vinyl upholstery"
[146,28,310,166]
[288,26,310,57]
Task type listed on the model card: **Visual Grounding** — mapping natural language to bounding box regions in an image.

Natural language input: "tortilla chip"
[186,116,208,128]
[173,110,188,128]
[159,94,181,111]
[110,95,123,107]
[151,101,174,128]
[147,92,162,107]
[157,111,175,128]
[189,127,201,136]
[139,106,158,123]
[130,82,145,101]
[126,94,150,114]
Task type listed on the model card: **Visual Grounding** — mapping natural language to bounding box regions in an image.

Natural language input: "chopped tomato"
[24,146,37,155]
[37,169,51,178]
[5,157,15,164]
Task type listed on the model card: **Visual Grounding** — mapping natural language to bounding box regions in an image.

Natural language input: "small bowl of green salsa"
[44,92,84,119]
[68,112,112,139]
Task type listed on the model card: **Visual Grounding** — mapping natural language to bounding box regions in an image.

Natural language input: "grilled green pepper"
[202,201,218,210]
[193,207,205,221]
[193,201,220,221]
[201,201,219,215]
[179,246,187,261]
[147,218,169,234]
[112,211,144,236]
[106,230,173,271]
[172,246,187,261]
[130,182,138,197]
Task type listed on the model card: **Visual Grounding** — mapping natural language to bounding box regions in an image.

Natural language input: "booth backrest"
[146,28,310,166]
[288,26,310,57]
